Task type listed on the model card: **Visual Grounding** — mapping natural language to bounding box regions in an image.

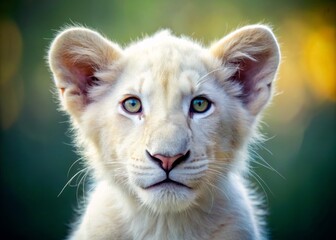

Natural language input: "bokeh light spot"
[0,19,24,129]
[303,25,335,101]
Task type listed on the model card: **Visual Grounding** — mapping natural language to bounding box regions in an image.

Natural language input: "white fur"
[48,25,280,240]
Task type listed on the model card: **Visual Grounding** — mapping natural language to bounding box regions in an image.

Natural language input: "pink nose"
[153,154,184,171]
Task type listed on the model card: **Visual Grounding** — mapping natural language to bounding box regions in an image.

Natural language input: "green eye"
[122,97,142,114]
[190,97,211,113]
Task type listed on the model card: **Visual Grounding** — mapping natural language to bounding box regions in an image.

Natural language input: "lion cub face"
[49,26,280,213]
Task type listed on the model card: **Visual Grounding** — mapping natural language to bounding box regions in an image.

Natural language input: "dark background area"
[0,0,335,239]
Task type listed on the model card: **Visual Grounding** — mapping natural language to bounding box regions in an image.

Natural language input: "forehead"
[121,32,210,96]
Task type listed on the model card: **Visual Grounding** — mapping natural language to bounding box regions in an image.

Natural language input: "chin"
[136,182,197,213]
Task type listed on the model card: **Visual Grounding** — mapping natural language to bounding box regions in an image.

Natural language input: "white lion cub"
[48,24,280,239]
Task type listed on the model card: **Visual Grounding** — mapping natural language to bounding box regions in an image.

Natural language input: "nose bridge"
[146,118,190,157]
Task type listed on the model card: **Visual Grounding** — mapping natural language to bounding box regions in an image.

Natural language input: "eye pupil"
[195,99,203,106]
[122,97,142,113]
[129,99,137,107]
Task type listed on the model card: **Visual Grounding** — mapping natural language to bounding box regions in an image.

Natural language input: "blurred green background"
[0,0,335,239]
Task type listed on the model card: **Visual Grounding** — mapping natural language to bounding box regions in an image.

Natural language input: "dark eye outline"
[121,97,142,114]
[189,96,212,114]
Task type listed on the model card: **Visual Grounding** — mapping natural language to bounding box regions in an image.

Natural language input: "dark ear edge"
[210,25,280,115]
[48,27,122,116]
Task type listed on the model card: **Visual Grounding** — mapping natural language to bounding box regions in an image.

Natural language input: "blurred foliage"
[0,0,335,239]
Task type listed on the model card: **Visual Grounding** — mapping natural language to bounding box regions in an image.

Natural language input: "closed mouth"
[145,178,191,190]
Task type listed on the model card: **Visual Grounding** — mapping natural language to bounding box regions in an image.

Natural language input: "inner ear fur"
[210,25,280,116]
[48,27,122,117]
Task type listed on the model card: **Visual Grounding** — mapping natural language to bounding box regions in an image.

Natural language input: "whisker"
[67,157,85,177]
[250,149,285,180]
[196,68,224,86]
[252,170,274,197]
[76,169,90,204]
[58,168,88,197]
[250,171,270,206]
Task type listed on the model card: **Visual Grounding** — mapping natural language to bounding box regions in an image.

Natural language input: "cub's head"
[48,25,280,213]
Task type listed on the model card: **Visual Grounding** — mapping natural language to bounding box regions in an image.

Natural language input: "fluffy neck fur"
[71,171,263,240]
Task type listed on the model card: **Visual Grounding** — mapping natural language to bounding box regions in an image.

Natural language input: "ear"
[210,25,280,116]
[48,27,122,118]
